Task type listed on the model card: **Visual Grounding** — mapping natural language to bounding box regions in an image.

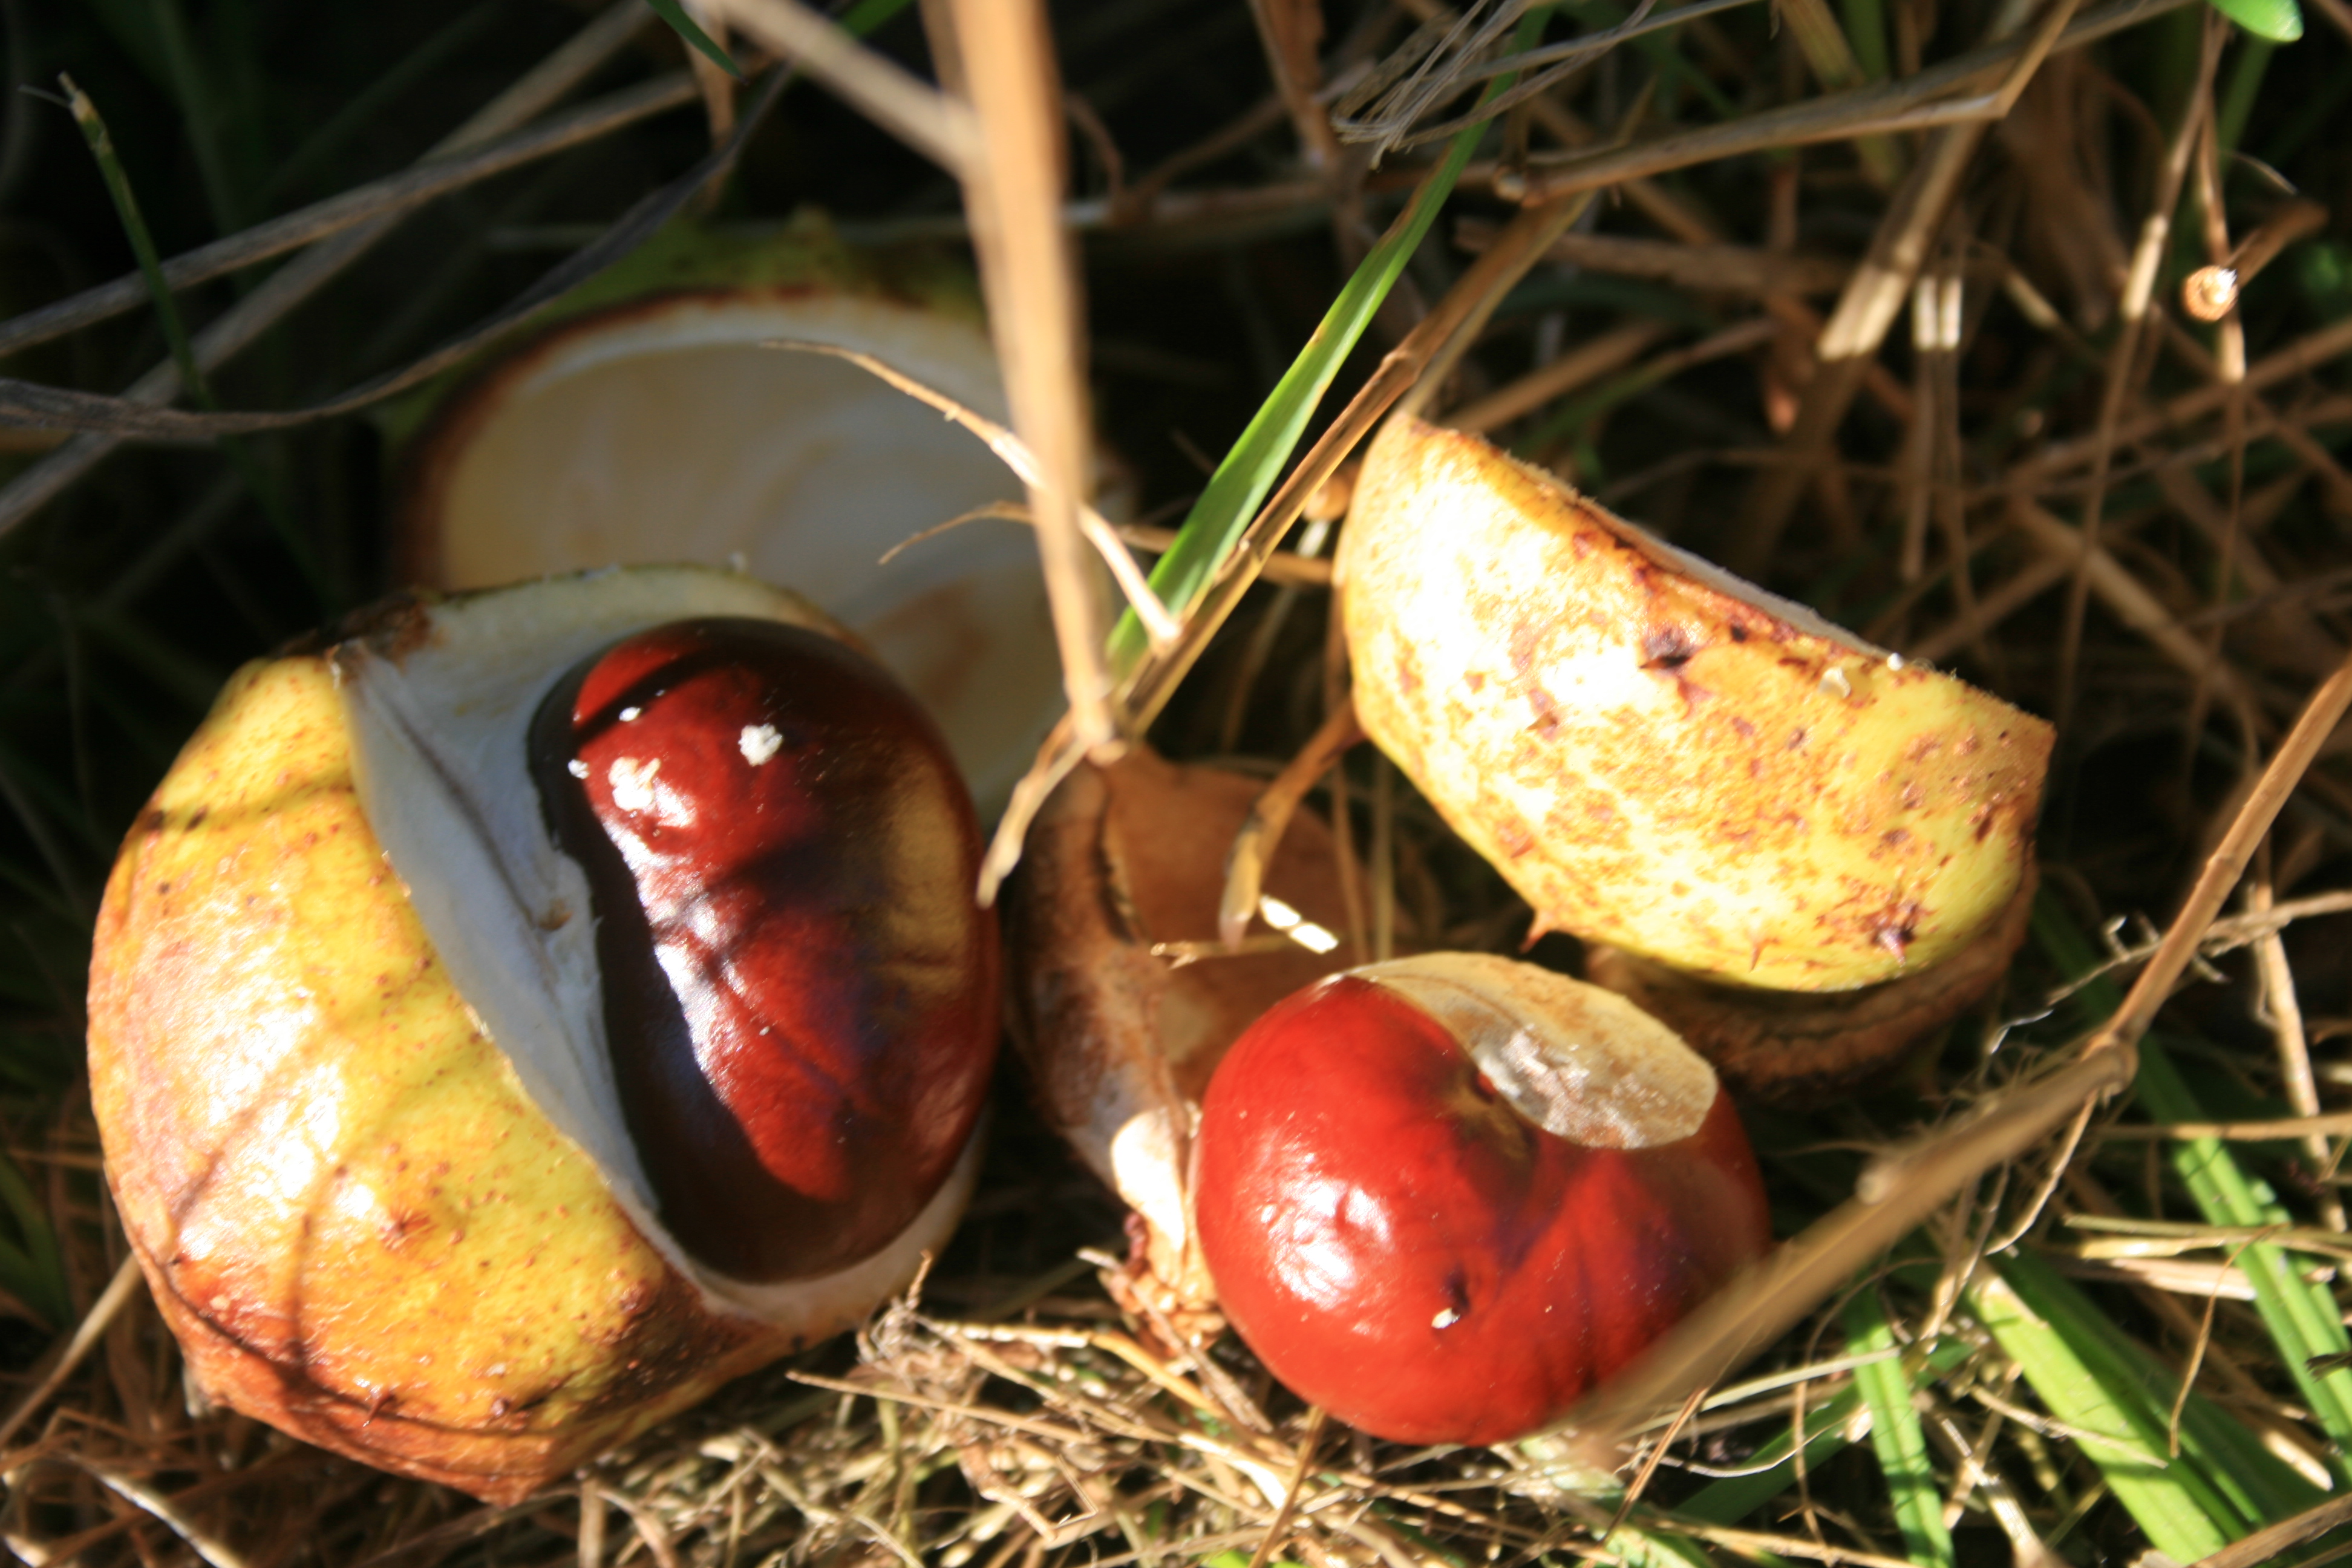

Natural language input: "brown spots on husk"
[1491,810,1539,861]
[1341,414,2051,990]
[1393,642,1424,696]
[1641,625,1697,670]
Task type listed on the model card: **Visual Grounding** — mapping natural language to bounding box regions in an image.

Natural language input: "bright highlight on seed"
[609,756,659,814]
[740,723,783,765]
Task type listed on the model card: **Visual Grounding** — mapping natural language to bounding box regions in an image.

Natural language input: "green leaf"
[1974,1249,2325,1555]
[2207,0,2302,42]
[2135,1037,2352,1471]
[644,0,746,79]
[1103,8,1557,674]
[1842,1290,1956,1568]
[1970,1259,2236,1558]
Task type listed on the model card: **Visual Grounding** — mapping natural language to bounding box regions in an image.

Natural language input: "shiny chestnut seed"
[529,616,999,1283]
[1195,955,1769,1446]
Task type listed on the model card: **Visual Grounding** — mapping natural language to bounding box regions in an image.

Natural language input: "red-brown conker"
[530,616,1001,1283]
[1194,953,1769,1446]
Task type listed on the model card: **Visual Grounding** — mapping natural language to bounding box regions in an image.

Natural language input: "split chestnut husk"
[1340,414,2053,1088]
[87,566,998,1503]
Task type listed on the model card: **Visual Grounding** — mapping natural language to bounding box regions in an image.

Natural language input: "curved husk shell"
[1584,863,2037,1100]
[391,215,1085,816]
[1339,414,2051,992]
[1005,748,1365,1321]
[88,567,980,1503]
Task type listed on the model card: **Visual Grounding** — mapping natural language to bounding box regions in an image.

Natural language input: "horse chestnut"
[87,568,998,1502]
[528,616,997,1282]
[1194,953,1769,1445]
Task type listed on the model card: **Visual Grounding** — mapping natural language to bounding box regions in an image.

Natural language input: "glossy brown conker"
[1194,955,1769,1446]
[530,616,1000,1283]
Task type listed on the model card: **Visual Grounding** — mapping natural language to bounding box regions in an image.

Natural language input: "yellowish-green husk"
[1339,414,2051,993]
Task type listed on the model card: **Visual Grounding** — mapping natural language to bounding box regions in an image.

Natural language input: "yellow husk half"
[1339,414,2051,992]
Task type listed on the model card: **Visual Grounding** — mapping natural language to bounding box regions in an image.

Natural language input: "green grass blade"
[1972,1249,2324,1555]
[1968,1261,2236,1558]
[59,76,212,410]
[2209,0,2301,44]
[2134,1037,2352,1470]
[644,0,746,79]
[1595,1524,1717,1568]
[1102,152,1473,670]
[60,76,324,598]
[2033,896,2352,1474]
[1841,1290,1956,1568]
[2216,35,2286,149]
[1672,1337,1971,1527]
[1841,0,1893,80]
[836,0,920,36]
[1673,1380,1868,1526]
[1103,8,1555,674]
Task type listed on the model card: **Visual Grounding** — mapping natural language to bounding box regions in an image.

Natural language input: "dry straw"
[4,0,2351,1563]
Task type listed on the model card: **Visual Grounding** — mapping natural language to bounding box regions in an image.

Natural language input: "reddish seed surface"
[531,617,999,1282]
[1195,976,1769,1445]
